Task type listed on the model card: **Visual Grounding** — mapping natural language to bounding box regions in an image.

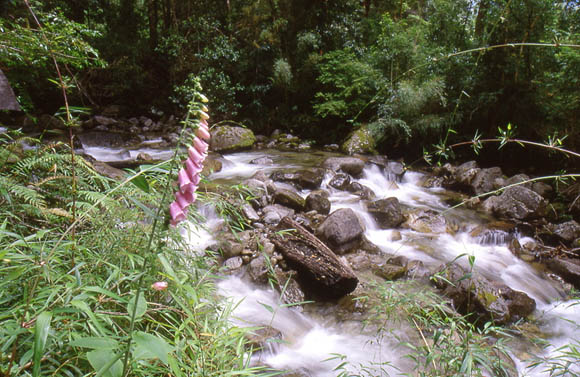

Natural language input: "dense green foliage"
[1,0,579,155]
[0,125,276,376]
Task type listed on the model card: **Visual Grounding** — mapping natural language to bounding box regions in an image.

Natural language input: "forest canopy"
[1,0,579,158]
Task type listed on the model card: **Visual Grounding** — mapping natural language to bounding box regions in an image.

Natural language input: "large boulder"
[432,264,536,325]
[541,220,580,245]
[210,125,256,152]
[367,197,405,228]
[322,157,365,177]
[329,173,352,191]
[316,208,366,254]
[262,204,295,225]
[341,125,376,155]
[482,186,548,220]
[454,161,480,188]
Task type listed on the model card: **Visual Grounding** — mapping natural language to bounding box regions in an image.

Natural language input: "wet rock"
[248,254,270,284]
[210,125,256,152]
[454,161,480,187]
[548,257,580,289]
[223,256,243,272]
[270,168,324,190]
[432,264,536,324]
[316,208,366,254]
[263,205,295,225]
[367,197,405,228]
[201,154,223,175]
[305,190,331,215]
[349,183,375,200]
[404,209,451,234]
[471,167,503,195]
[482,186,548,220]
[385,161,405,182]
[341,125,376,155]
[275,268,306,306]
[372,263,407,281]
[273,189,305,211]
[322,157,365,177]
[242,204,260,223]
[250,156,274,165]
[329,173,351,191]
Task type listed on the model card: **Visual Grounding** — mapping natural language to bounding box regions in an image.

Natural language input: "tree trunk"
[147,0,159,50]
[271,217,358,299]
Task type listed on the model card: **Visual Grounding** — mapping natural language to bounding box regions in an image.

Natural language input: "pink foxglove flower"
[151,281,168,291]
[169,111,211,226]
[193,137,208,154]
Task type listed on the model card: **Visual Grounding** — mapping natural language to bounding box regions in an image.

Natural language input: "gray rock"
[504,174,532,189]
[329,173,352,191]
[341,125,376,155]
[242,204,260,222]
[250,156,274,165]
[404,209,452,234]
[367,197,405,228]
[248,255,270,284]
[551,220,580,243]
[385,161,405,182]
[372,263,407,281]
[322,157,365,177]
[270,168,324,189]
[317,208,366,254]
[484,186,548,220]
[273,189,305,211]
[94,115,118,127]
[263,205,295,225]
[433,264,536,324]
[455,161,480,186]
[210,125,256,152]
[471,167,503,195]
[223,256,243,271]
[548,258,580,289]
[305,190,331,215]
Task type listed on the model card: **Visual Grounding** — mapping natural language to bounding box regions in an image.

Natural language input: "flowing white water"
[188,150,580,376]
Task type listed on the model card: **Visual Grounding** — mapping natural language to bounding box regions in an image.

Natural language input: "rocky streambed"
[61,118,580,376]
[165,146,578,377]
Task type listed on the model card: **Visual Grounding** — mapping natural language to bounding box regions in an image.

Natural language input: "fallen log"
[271,217,358,299]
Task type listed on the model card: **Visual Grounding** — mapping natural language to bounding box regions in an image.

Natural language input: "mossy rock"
[210,125,256,152]
[340,124,377,155]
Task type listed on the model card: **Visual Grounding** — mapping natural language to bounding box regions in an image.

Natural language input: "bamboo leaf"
[127,291,147,319]
[32,311,52,377]
[70,337,119,350]
[132,331,173,364]
[87,349,123,377]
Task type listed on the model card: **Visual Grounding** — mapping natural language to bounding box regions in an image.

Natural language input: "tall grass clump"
[0,91,276,376]
[366,281,514,377]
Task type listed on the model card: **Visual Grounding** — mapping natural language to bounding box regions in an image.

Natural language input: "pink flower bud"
[151,281,168,291]
[193,137,208,154]
[195,126,211,141]
[200,119,209,128]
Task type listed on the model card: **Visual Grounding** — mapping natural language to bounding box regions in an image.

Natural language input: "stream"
[186,150,580,377]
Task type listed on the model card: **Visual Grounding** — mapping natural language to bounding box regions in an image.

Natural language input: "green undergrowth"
[0,130,276,376]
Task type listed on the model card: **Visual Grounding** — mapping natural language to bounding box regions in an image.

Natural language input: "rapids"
[180,150,578,376]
